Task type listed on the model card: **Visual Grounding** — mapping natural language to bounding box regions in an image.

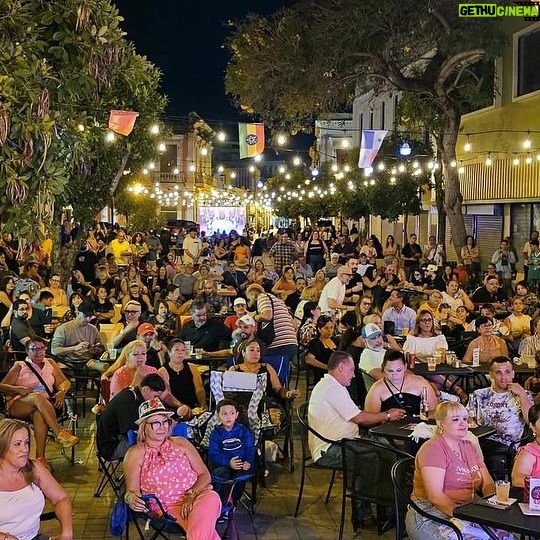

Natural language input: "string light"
[200,147,208,156]
[276,134,287,146]
[105,131,115,142]
[150,124,159,135]
[278,166,286,174]
[254,154,262,163]
[292,156,302,166]
[378,162,385,171]
[331,163,339,172]
[513,158,520,166]
[341,139,350,148]
[526,155,533,164]
[485,154,492,166]
[464,136,472,152]
[217,131,226,142]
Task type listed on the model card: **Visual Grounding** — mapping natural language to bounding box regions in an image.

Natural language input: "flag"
[238,123,265,159]
[108,110,139,136]
[358,129,387,168]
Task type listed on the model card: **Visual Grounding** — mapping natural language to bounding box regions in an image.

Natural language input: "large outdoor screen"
[199,206,246,234]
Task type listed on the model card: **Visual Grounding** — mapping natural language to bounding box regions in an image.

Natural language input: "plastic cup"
[495,480,510,504]
[107,344,117,360]
[427,356,436,372]
[195,348,203,360]
[401,327,409,337]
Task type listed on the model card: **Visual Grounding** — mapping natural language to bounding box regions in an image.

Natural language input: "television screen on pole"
[199,206,246,234]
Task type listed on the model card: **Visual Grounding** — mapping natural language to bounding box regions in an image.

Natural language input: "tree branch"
[109,143,131,197]
[436,49,485,90]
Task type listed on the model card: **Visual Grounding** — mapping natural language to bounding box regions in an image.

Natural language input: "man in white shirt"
[183,227,202,264]
[358,323,386,385]
[356,252,373,277]
[308,351,405,467]
[318,265,355,315]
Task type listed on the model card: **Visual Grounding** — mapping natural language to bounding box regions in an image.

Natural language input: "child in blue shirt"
[208,398,255,502]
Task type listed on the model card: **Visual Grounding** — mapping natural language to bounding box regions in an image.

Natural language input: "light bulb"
[217,131,226,142]
[526,156,532,164]
[105,131,115,142]
[341,139,350,148]
[293,156,302,166]
[378,162,385,171]
[277,134,287,146]
[331,163,339,172]
[464,141,471,152]
[513,158,520,166]
[150,124,159,135]
[485,157,492,166]
[200,147,208,156]
[278,166,286,174]
[523,138,532,149]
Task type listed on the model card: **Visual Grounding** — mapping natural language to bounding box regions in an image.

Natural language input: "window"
[159,144,178,171]
[517,28,540,97]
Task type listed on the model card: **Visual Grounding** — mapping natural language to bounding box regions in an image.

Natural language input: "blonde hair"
[433,401,467,437]
[300,285,320,302]
[0,419,34,483]
[116,339,147,369]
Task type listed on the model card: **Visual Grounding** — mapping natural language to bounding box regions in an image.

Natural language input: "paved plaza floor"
[36,398,395,539]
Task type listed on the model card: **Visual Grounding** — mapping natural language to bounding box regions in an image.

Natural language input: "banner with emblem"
[238,123,265,159]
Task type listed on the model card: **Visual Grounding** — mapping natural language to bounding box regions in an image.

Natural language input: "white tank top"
[0,483,45,540]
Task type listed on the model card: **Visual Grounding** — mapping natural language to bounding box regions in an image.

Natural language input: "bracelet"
[386,412,391,422]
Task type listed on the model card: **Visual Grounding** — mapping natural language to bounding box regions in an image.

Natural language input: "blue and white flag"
[358,130,387,168]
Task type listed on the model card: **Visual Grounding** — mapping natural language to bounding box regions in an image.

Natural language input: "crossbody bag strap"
[23,360,55,398]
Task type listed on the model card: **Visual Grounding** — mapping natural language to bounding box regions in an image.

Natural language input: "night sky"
[113,0,292,124]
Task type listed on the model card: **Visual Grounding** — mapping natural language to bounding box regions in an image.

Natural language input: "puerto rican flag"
[358,129,387,168]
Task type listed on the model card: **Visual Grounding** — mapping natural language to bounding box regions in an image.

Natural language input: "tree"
[226,0,505,255]
[0,0,167,244]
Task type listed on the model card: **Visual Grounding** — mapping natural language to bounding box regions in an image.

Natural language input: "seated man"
[10,298,37,355]
[179,300,231,352]
[467,355,533,474]
[358,323,386,388]
[381,289,416,336]
[109,300,142,354]
[222,261,248,294]
[308,351,405,467]
[50,301,104,369]
[97,373,166,461]
[209,314,258,359]
[471,276,508,309]
[223,297,247,331]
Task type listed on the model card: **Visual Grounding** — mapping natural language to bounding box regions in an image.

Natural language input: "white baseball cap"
[233,297,247,306]
[236,314,256,326]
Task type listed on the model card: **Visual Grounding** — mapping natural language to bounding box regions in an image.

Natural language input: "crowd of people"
[1,220,540,538]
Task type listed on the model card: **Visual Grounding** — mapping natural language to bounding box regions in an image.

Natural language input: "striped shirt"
[257,293,298,348]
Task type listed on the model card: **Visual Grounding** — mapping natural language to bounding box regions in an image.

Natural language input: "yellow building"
[456,20,540,271]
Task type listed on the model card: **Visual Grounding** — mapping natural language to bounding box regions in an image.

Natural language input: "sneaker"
[56,429,79,448]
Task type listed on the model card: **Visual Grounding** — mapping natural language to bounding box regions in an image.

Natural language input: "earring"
[438,425,443,434]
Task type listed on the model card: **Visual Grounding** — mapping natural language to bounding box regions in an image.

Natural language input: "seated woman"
[271,266,297,301]
[92,285,115,324]
[512,403,540,487]
[148,299,177,341]
[108,340,159,399]
[0,337,79,467]
[311,269,328,297]
[230,337,299,397]
[123,399,222,540]
[305,315,337,384]
[405,402,508,540]
[119,265,148,299]
[298,301,321,350]
[340,294,373,332]
[158,339,207,418]
[0,418,74,540]
[364,349,438,417]
[403,310,449,359]
[229,337,299,424]
[60,292,84,323]
[463,316,509,365]
[362,266,385,311]
[504,296,532,355]
[293,285,321,326]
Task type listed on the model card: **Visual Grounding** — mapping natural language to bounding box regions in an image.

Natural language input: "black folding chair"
[391,457,463,539]
[293,402,340,518]
[339,437,412,539]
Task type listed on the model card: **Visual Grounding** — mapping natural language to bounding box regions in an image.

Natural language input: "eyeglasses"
[29,346,46,351]
[124,310,141,315]
[50,278,61,283]
[360,301,372,305]
[419,318,433,323]
[148,419,172,430]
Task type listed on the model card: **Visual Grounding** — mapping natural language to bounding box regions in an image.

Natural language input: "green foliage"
[266,148,428,223]
[226,0,505,250]
[114,189,165,233]
[0,0,167,242]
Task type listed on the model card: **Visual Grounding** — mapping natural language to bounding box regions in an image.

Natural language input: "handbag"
[258,294,276,346]
[109,498,128,536]
[23,360,66,416]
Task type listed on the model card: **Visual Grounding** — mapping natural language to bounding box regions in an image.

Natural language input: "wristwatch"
[386,412,391,422]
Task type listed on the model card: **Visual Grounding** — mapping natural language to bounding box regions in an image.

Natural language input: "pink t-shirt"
[110,364,158,398]
[412,436,484,504]
[140,439,198,511]
[517,442,540,478]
